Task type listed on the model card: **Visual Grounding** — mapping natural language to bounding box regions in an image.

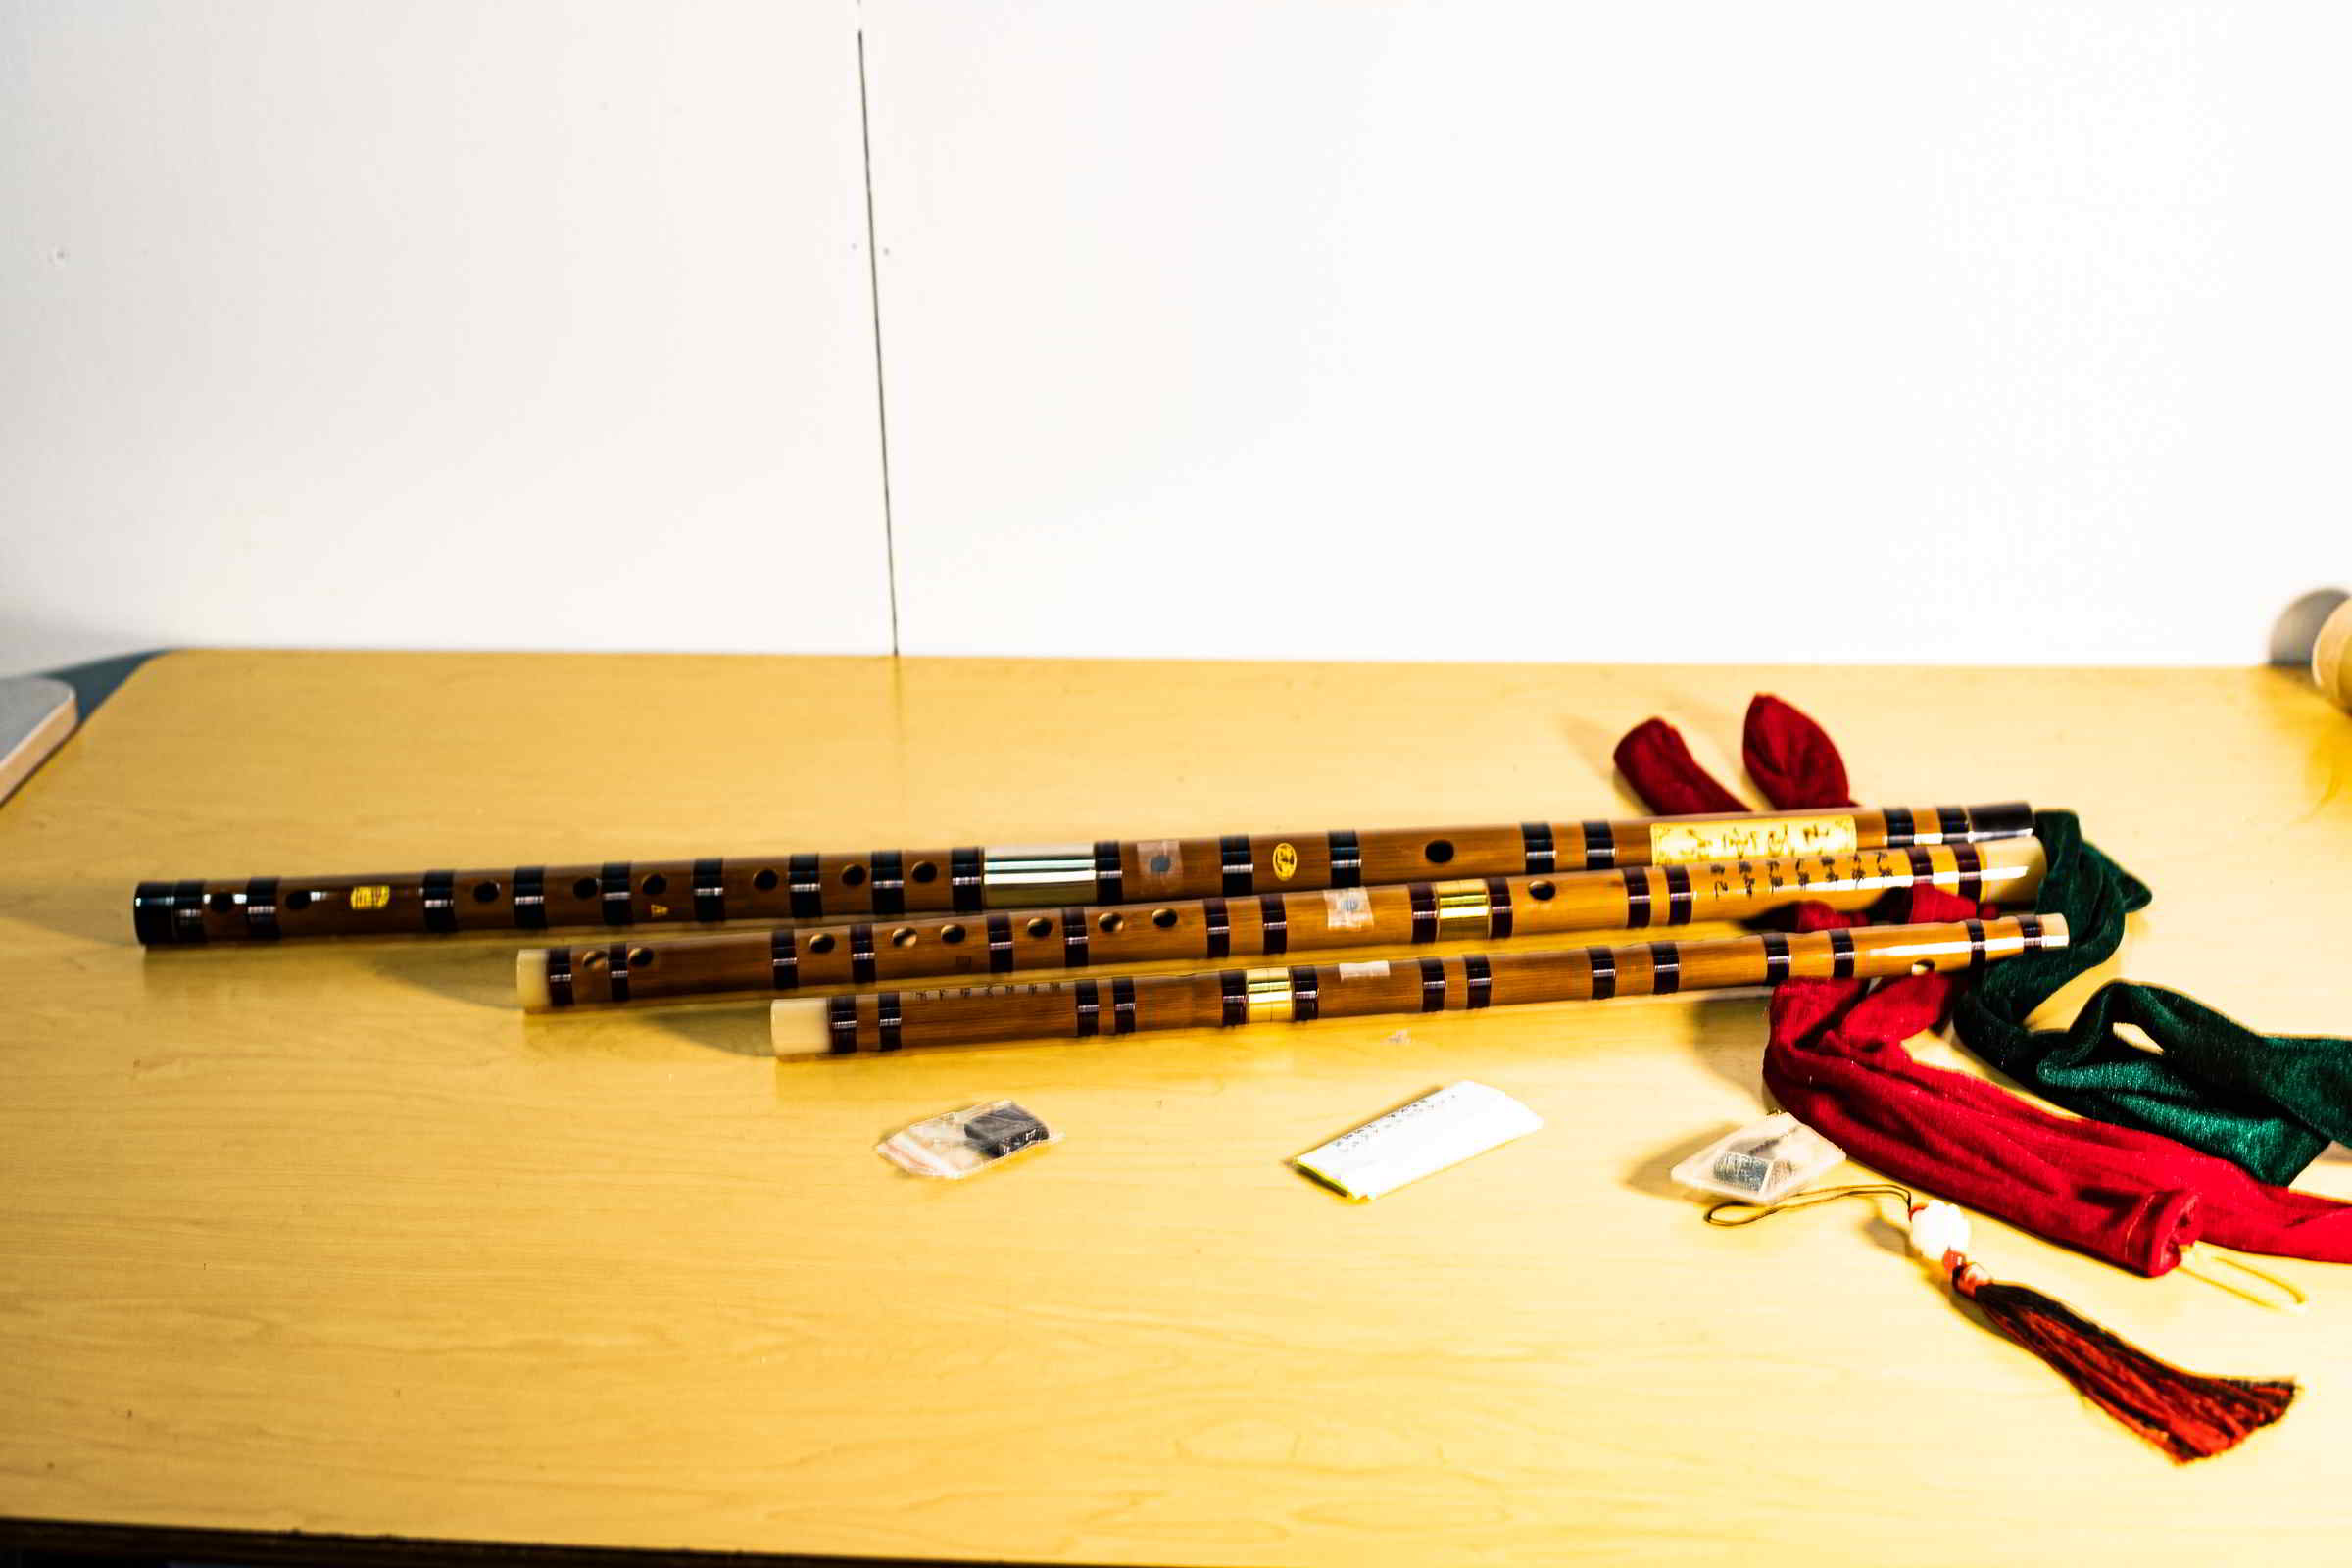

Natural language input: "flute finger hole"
[641,873,667,896]
[1424,839,1455,864]
[1098,912,1125,933]
[940,923,967,945]
[891,927,918,948]
[841,865,868,888]
[1910,960,1933,974]
[911,860,938,883]
[753,868,779,892]
[1149,853,1172,874]
[571,876,598,899]
[471,880,500,903]
[628,947,654,967]
[807,932,837,954]
[1151,907,1178,928]
[1529,880,1555,901]
[579,950,607,969]
[1025,916,1054,939]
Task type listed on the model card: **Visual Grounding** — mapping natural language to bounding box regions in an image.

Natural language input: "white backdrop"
[6,3,2346,674]
[0,1,891,674]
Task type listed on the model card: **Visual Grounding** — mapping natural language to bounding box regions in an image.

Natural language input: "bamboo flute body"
[776,915,2066,1055]
[134,802,2034,945]
[518,839,2045,1010]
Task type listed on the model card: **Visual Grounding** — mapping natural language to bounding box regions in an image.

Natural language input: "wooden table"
[7,651,2351,1566]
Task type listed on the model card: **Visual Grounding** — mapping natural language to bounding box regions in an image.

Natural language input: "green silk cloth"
[1950,811,2352,1186]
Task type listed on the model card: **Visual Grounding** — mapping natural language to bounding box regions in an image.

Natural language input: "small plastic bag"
[1670,1112,1842,1204]
[877,1100,1055,1179]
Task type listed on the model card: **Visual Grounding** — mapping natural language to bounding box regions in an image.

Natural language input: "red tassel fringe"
[1951,1265,2296,1461]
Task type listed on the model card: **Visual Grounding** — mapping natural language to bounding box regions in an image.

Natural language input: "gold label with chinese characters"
[1649,814,1857,865]
[349,884,391,910]
[1271,841,1299,880]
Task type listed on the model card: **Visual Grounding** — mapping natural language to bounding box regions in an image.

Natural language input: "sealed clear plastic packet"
[1669,1112,1843,1204]
[876,1101,1056,1179]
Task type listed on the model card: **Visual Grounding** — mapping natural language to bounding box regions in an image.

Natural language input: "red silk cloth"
[1616,695,2352,1277]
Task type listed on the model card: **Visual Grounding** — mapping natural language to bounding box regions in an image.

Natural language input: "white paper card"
[1292,1081,1544,1200]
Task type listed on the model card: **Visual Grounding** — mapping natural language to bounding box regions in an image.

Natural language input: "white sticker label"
[1337,960,1391,980]
[1292,1081,1544,1200]
[1323,886,1375,931]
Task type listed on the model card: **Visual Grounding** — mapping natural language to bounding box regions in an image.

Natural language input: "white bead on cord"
[1907,1200,1973,1264]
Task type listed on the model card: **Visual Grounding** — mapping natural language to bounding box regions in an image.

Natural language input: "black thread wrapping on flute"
[513,865,547,930]
[243,876,281,941]
[172,879,207,943]
[1581,820,1616,869]
[1094,840,1124,906]
[692,858,726,923]
[869,850,906,916]
[1485,876,1513,940]
[1218,969,1248,1026]
[422,869,458,934]
[599,862,632,926]
[1327,829,1363,888]
[1111,975,1137,1034]
[1060,906,1091,968]
[1966,918,1988,971]
[544,947,574,1008]
[1648,941,1681,996]
[876,992,903,1051]
[1663,863,1694,926]
[1761,931,1791,985]
[788,853,823,920]
[826,996,858,1054]
[770,928,798,991]
[1419,956,1447,1010]
[1830,928,1856,980]
[1409,882,1439,944]
[1621,867,1653,929]
[604,942,631,1004]
[850,924,878,985]
[1463,954,1494,1009]
[1905,845,1935,881]
[1520,821,1555,875]
[1257,892,1288,956]
[1966,802,2035,840]
[1220,834,1254,896]
[1882,807,1916,848]
[2020,914,2045,953]
[951,846,984,913]
[1204,897,1232,959]
[1586,946,1617,1000]
[1073,979,1102,1038]
[986,911,1015,973]
[1937,806,1971,843]
[1289,965,1320,1022]
[1952,841,1984,903]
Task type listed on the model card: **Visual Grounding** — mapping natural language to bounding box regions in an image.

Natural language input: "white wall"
[7,3,2347,673]
[865,1,2348,664]
[0,1,891,674]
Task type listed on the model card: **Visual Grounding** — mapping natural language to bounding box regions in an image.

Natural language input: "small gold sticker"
[1650,815,1858,865]
[1272,841,1299,880]
[649,903,669,917]
[349,884,391,910]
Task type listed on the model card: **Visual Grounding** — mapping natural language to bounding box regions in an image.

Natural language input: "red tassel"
[1946,1261,2296,1461]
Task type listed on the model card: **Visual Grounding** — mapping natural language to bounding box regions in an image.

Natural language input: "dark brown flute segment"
[518,839,2045,1010]
[779,915,2068,1055]
[139,801,2036,945]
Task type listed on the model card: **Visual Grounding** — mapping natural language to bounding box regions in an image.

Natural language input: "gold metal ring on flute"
[134,801,2034,945]
[774,915,2069,1056]
[517,838,2045,1011]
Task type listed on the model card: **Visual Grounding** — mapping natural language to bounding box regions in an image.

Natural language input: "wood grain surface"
[5,651,2352,1565]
